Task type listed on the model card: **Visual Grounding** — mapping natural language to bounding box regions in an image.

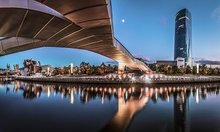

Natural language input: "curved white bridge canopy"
[0,0,151,73]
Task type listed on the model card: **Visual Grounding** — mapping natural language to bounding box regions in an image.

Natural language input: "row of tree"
[52,62,118,76]
[149,64,220,75]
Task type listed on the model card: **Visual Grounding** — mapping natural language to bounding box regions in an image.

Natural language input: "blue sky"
[1,0,220,68]
[112,0,220,60]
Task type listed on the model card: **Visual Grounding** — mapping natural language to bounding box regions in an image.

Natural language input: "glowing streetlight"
[47,67,50,76]
[70,63,73,74]
[144,77,151,83]
[131,77,136,83]
[196,64,199,74]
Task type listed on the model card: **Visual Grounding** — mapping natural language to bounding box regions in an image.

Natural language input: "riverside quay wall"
[13,76,220,84]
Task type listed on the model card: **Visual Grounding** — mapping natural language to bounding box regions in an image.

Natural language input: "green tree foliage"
[155,64,220,76]
[192,66,197,74]
[185,65,192,74]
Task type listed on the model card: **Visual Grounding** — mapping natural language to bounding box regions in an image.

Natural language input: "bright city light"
[131,77,136,82]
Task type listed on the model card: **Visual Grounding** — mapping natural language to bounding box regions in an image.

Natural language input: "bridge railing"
[113,38,134,61]
[134,59,151,72]
[113,38,152,73]
[108,0,134,61]
[108,0,151,73]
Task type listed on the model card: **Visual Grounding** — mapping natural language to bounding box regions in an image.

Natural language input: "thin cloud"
[211,6,220,23]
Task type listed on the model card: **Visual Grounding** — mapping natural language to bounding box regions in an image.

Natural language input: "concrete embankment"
[13,76,220,84]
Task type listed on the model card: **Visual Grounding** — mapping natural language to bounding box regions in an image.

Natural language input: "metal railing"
[113,38,134,60]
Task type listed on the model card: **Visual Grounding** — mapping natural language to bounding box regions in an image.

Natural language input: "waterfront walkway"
[13,75,220,84]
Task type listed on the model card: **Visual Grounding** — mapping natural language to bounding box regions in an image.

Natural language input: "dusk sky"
[1,0,220,68]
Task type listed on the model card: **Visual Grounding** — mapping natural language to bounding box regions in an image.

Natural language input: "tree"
[52,68,60,76]
[178,67,185,74]
[167,66,172,75]
[63,66,70,74]
[172,66,178,75]
[158,64,166,74]
[214,68,219,75]
[149,63,157,71]
[192,66,197,74]
[185,65,192,74]
[87,67,95,75]
[80,62,91,74]
[200,65,207,75]
[163,64,169,74]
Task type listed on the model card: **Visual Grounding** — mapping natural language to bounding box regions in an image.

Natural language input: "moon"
[121,19,125,23]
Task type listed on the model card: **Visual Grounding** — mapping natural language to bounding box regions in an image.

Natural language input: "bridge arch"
[0,0,152,73]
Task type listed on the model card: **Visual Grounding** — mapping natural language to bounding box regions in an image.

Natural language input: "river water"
[0,81,220,132]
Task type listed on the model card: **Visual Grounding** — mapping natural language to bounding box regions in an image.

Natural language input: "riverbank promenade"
[13,75,220,84]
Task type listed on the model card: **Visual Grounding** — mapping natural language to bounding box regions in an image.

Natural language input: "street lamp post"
[70,63,73,75]
[196,64,199,74]
[47,67,50,76]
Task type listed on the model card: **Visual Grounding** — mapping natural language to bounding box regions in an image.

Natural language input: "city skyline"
[1,0,220,68]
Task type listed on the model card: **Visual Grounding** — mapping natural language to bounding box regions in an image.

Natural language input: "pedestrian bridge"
[0,0,151,73]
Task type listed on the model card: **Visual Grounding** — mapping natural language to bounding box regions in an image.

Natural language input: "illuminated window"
[176,13,179,17]
[179,24,184,28]
[177,24,184,30]
[178,16,190,20]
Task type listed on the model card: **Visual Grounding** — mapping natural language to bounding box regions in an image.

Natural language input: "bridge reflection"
[1,81,220,132]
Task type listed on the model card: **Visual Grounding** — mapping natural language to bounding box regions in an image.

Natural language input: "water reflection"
[6,81,220,103]
[1,81,220,132]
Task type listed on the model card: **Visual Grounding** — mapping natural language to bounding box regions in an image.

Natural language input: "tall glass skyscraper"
[174,8,192,66]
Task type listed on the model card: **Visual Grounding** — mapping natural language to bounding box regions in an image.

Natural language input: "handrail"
[113,38,134,60]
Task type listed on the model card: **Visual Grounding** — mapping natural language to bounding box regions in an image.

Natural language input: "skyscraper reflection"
[173,89,190,132]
